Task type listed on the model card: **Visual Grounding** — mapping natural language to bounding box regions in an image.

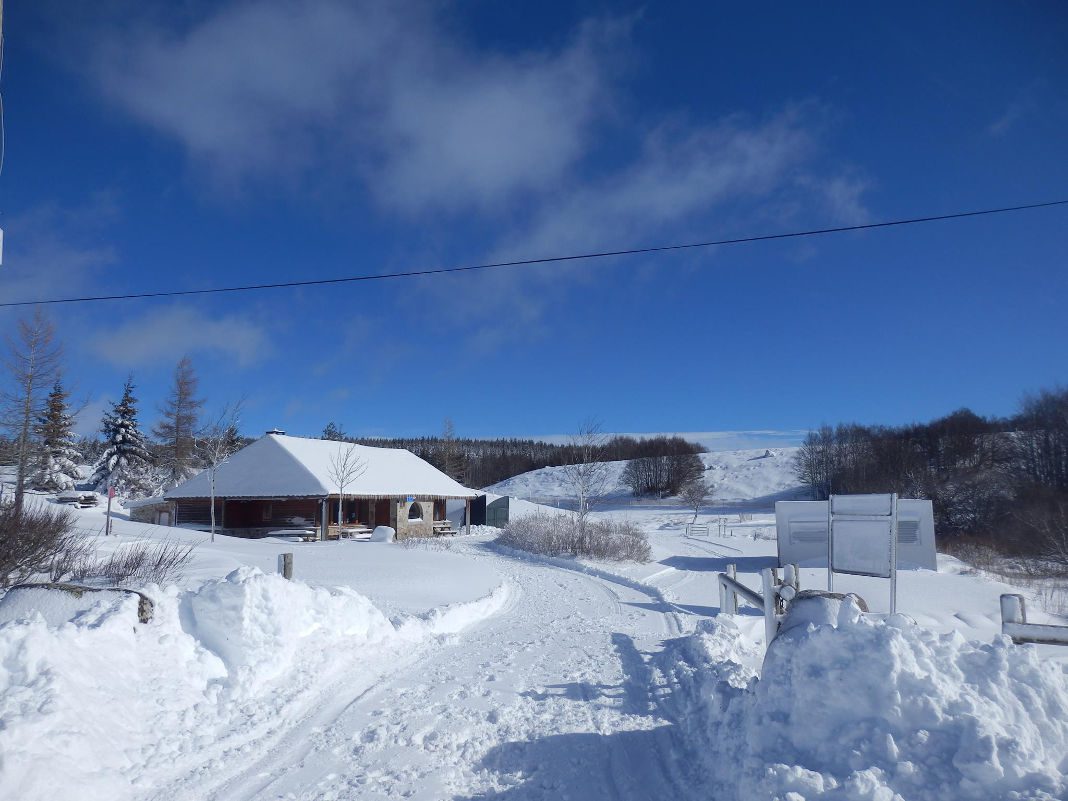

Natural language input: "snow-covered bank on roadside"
[0,567,510,801]
[660,611,1068,801]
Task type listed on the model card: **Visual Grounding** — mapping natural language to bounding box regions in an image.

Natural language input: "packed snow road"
[171,542,694,801]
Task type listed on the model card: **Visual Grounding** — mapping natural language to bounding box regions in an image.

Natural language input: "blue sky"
[2,1,1066,446]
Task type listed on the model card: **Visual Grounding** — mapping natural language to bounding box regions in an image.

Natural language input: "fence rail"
[1001,594,1068,646]
[718,563,799,647]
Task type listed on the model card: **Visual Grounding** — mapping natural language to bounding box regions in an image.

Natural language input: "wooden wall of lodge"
[175,498,318,529]
[174,497,451,529]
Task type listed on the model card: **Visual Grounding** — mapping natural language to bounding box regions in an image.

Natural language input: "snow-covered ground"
[1,482,1067,799]
[486,447,806,510]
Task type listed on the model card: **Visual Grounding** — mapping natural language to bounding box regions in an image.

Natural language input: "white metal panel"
[830,493,895,516]
[831,518,894,578]
[775,499,937,570]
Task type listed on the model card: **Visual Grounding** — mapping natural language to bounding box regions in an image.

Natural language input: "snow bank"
[664,612,1068,800]
[184,566,397,696]
[0,568,509,800]
[0,585,137,627]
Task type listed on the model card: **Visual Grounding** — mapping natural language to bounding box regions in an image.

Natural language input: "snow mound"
[0,585,135,627]
[0,568,507,800]
[184,566,397,695]
[664,613,1068,800]
[370,525,396,542]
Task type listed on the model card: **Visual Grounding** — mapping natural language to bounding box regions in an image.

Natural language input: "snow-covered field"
[487,447,807,509]
[2,479,1067,800]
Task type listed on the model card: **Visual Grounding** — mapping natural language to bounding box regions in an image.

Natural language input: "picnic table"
[432,520,458,536]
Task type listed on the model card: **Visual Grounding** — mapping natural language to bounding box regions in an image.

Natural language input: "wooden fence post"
[719,563,738,614]
[761,567,779,646]
[278,552,293,580]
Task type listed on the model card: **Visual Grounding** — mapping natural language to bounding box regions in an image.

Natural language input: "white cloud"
[89,1,624,212]
[419,105,869,351]
[88,304,270,368]
[73,395,112,437]
[499,107,822,258]
[0,195,119,306]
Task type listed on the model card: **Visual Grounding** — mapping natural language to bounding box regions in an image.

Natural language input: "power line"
[2,198,1066,309]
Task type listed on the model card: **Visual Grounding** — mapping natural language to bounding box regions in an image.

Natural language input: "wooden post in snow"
[465,498,471,536]
[278,552,293,580]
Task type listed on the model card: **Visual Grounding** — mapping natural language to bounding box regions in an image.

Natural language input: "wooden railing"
[1000,594,1068,646]
[718,563,800,647]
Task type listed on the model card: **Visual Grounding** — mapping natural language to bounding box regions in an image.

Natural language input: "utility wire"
[2,198,1066,309]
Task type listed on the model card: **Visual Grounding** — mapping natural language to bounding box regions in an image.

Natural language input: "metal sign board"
[828,492,899,613]
[831,519,894,578]
[775,499,937,570]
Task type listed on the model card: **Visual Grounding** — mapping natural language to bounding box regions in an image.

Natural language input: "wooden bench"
[432,520,458,536]
[327,524,374,541]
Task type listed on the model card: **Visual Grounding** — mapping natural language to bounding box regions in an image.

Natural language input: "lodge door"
[374,499,391,528]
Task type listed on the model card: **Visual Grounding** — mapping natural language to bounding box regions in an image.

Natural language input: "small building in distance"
[164,431,477,539]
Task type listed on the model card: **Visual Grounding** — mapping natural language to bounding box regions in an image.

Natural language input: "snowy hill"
[485,446,806,508]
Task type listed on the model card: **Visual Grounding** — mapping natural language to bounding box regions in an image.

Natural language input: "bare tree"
[194,402,243,543]
[328,442,367,541]
[561,419,611,536]
[680,478,711,523]
[2,310,63,512]
[154,356,205,488]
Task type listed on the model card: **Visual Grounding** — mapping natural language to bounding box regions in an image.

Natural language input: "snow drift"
[0,567,506,800]
[663,609,1068,800]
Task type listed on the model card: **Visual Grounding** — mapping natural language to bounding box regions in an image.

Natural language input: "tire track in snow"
[149,584,517,801]
[229,543,693,800]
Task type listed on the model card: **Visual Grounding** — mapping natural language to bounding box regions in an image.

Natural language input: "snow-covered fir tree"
[33,379,82,492]
[94,377,154,497]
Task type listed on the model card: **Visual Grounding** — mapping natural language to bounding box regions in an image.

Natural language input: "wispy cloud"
[0,194,119,306]
[87,1,626,213]
[88,304,270,368]
[422,105,870,352]
[987,94,1038,138]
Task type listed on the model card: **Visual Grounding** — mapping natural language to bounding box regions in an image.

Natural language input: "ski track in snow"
[158,542,694,801]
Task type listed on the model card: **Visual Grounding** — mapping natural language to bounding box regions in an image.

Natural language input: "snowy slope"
[486,446,805,508]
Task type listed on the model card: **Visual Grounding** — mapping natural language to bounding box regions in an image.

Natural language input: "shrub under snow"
[497,514,651,562]
[661,607,1068,801]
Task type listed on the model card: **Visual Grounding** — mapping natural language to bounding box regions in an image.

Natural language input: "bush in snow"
[399,534,453,551]
[497,513,651,562]
[51,539,196,588]
[660,611,1068,800]
[0,502,78,587]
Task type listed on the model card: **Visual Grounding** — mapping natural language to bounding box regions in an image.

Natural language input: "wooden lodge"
[163,431,478,540]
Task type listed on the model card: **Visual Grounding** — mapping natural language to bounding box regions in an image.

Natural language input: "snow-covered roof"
[165,434,477,500]
[123,495,169,509]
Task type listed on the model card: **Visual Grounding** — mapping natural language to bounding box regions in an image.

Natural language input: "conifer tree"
[34,379,81,492]
[95,377,153,497]
[154,356,204,488]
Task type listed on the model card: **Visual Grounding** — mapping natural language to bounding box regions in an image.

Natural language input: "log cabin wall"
[174,499,223,527]
[175,498,319,534]
[225,498,320,529]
